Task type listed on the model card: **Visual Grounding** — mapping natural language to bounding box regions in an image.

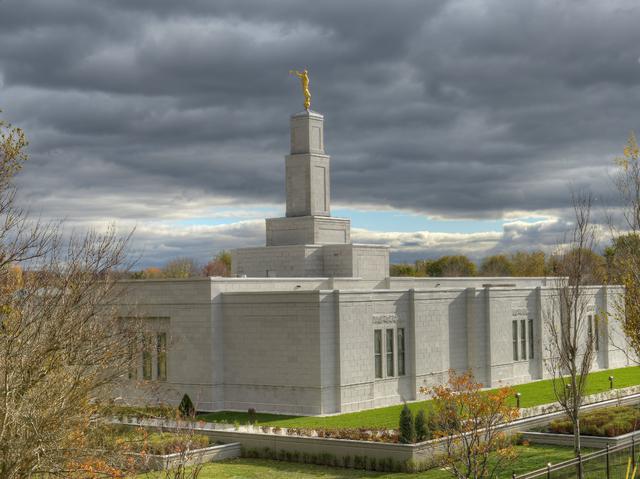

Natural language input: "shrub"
[247,408,257,425]
[404,458,418,473]
[385,457,394,472]
[399,403,415,444]
[548,405,640,437]
[178,394,195,418]
[415,409,429,442]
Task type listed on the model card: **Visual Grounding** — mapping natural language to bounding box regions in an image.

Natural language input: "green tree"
[510,251,547,276]
[414,409,429,442]
[390,263,416,277]
[547,248,607,285]
[179,393,196,418]
[430,255,477,277]
[480,255,514,276]
[162,257,200,278]
[399,403,415,444]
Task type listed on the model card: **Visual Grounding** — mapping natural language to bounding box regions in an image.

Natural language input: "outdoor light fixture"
[515,392,522,408]
[609,375,614,390]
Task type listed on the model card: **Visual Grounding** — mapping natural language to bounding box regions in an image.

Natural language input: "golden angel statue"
[289,69,311,110]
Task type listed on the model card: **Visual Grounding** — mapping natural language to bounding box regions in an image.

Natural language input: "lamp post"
[515,392,522,409]
[609,375,614,390]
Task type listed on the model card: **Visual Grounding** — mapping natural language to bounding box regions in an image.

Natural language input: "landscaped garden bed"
[520,404,640,449]
[98,424,211,455]
[86,424,240,471]
[547,405,640,437]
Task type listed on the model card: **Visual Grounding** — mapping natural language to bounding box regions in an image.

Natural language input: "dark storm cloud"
[0,0,638,264]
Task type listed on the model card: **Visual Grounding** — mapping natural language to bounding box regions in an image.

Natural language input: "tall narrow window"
[528,319,534,359]
[512,320,518,361]
[142,335,152,380]
[588,315,599,352]
[521,319,527,360]
[128,340,137,380]
[374,330,382,379]
[157,332,167,381]
[397,328,406,376]
[386,329,394,377]
[594,316,600,352]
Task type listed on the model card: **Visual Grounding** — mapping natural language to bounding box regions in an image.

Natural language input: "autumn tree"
[608,133,640,363]
[0,110,140,477]
[202,250,232,277]
[421,370,519,479]
[544,192,599,460]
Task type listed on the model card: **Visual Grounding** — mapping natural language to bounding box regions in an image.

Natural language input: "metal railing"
[514,437,639,479]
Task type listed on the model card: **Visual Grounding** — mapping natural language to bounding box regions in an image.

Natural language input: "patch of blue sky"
[171,206,281,226]
[332,208,548,234]
[168,206,548,234]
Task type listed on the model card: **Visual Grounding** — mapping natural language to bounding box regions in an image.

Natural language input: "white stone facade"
[114,109,630,415]
[115,277,628,415]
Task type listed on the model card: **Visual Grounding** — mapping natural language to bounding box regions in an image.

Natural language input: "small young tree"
[247,408,257,425]
[399,403,415,444]
[415,409,429,442]
[421,370,519,479]
[179,393,196,418]
[544,191,599,459]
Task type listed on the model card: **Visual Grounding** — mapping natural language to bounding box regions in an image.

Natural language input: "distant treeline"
[128,251,232,279]
[389,236,639,284]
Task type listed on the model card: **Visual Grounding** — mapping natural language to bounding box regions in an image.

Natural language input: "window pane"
[512,320,518,361]
[521,319,527,360]
[528,319,534,359]
[128,340,137,380]
[157,333,167,381]
[588,315,599,352]
[142,336,152,380]
[594,316,599,352]
[374,330,382,379]
[397,328,405,376]
[386,329,394,377]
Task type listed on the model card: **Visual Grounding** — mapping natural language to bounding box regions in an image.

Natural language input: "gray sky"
[1,0,638,266]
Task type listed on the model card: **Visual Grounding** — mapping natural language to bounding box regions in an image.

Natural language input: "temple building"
[116,108,629,415]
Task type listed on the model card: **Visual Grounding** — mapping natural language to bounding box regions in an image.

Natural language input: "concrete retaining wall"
[136,442,241,470]
[520,430,640,449]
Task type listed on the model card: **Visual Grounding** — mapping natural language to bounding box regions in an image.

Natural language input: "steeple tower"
[231,107,389,279]
[286,110,330,217]
[265,110,349,246]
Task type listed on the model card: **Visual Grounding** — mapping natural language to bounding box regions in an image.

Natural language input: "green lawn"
[140,444,581,478]
[197,366,640,430]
